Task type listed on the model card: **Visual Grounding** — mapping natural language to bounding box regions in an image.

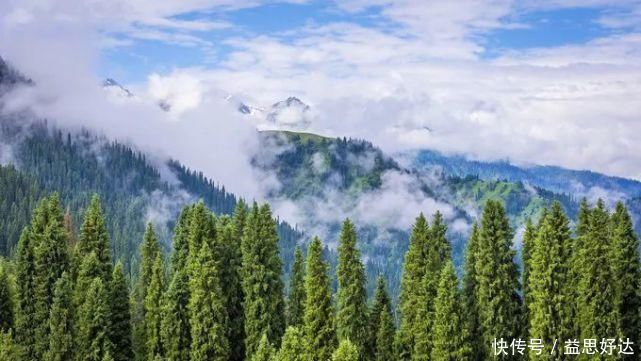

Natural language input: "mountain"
[102,78,135,98]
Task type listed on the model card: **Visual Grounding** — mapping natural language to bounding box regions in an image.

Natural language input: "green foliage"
[366,276,393,361]
[375,306,395,361]
[109,263,133,361]
[520,217,536,339]
[14,228,37,360]
[242,203,286,357]
[287,246,306,328]
[145,255,165,360]
[77,195,112,281]
[0,264,13,332]
[303,237,337,361]
[276,327,305,361]
[336,219,368,351]
[252,333,275,361]
[161,265,191,361]
[333,339,359,361]
[431,261,470,361]
[462,223,481,360]
[46,272,74,361]
[0,329,19,361]
[76,278,114,361]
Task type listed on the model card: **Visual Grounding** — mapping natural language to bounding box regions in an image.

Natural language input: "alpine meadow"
[2,1,641,361]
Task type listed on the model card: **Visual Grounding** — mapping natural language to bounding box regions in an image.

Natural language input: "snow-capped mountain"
[102,78,135,99]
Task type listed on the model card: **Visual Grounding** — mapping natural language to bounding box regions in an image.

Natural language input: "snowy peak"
[265,96,312,130]
[102,78,134,98]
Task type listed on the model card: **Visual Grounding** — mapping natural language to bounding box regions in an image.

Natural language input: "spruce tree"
[610,202,641,352]
[303,237,337,361]
[333,339,359,361]
[396,213,430,361]
[188,241,229,361]
[242,203,286,357]
[171,206,193,272]
[367,276,393,361]
[0,329,19,361]
[0,264,13,332]
[109,263,133,361]
[161,266,191,361]
[145,255,165,360]
[431,261,470,361]
[462,223,481,360]
[336,219,368,352]
[276,326,305,361]
[375,308,395,361]
[475,200,521,357]
[76,195,112,280]
[577,200,621,350]
[520,217,536,339]
[76,278,114,361]
[14,228,37,360]
[46,272,74,361]
[252,334,275,361]
[134,223,161,361]
[287,246,306,328]
[528,203,573,360]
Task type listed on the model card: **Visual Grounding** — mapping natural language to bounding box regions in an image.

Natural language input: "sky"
[1,0,641,186]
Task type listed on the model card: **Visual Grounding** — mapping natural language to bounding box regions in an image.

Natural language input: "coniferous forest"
[1,191,640,361]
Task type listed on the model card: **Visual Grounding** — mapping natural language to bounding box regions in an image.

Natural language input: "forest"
[0,191,639,361]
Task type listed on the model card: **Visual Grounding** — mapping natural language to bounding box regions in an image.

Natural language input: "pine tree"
[171,205,193,273]
[475,200,521,357]
[217,215,246,361]
[396,213,430,361]
[46,272,74,361]
[161,266,191,361]
[145,255,165,360]
[413,211,451,361]
[367,276,393,361]
[333,339,359,361]
[0,329,19,361]
[134,223,161,361]
[610,202,641,353]
[14,228,37,360]
[109,263,133,361]
[0,264,13,332]
[375,307,395,361]
[76,278,114,361]
[336,219,368,352]
[276,327,305,361]
[76,195,112,280]
[252,334,275,361]
[75,252,103,309]
[303,237,337,361]
[188,241,229,361]
[528,203,573,360]
[287,246,306,328]
[577,200,621,352]
[462,223,481,360]
[431,261,470,361]
[520,217,536,339]
[242,203,286,357]
[187,202,214,279]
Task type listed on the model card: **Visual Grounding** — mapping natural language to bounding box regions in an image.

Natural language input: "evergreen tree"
[333,339,359,361]
[188,241,229,361]
[74,252,103,310]
[528,203,573,360]
[242,203,286,357]
[303,237,337,361]
[396,213,430,361]
[217,215,245,361]
[432,261,470,361]
[520,217,536,339]
[76,195,112,280]
[336,219,368,352]
[276,327,305,361]
[610,202,641,353]
[76,278,114,361]
[161,266,191,361]
[412,211,451,361]
[171,206,193,273]
[462,223,481,360]
[0,329,19,361]
[145,255,165,360]
[14,228,37,360]
[475,200,521,357]
[367,276,393,361]
[46,272,74,361]
[233,199,248,242]
[577,200,621,354]
[187,202,214,278]
[109,263,133,361]
[569,198,591,340]
[375,307,395,361]
[0,264,13,332]
[287,246,306,328]
[252,334,275,361]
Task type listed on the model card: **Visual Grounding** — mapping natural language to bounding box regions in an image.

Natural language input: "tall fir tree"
[336,219,368,353]
[287,246,306,328]
[252,333,275,361]
[333,339,359,361]
[475,200,521,357]
[76,195,112,281]
[375,306,396,361]
[413,211,451,361]
[161,265,191,361]
[577,200,621,356]
[76,278,114,361]
[171,205,193,273]
[14,228,37,360]
[276,326,306,361]
[303,237,337,361]
[367,276,393,361]
[520,217,536,340]
[188,241,229,361]
[396,213,430,361]
[145,255,165,360]
[109,262,133,361]
[527,203,573,360]
[430,261,470,361]
[462,223,481,360]
[610,202,641,354]
[0,264,13,332]
[46,272,74,361]
[241,203,286,357]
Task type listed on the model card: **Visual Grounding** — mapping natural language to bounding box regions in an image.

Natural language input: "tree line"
[0,194,639,361]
